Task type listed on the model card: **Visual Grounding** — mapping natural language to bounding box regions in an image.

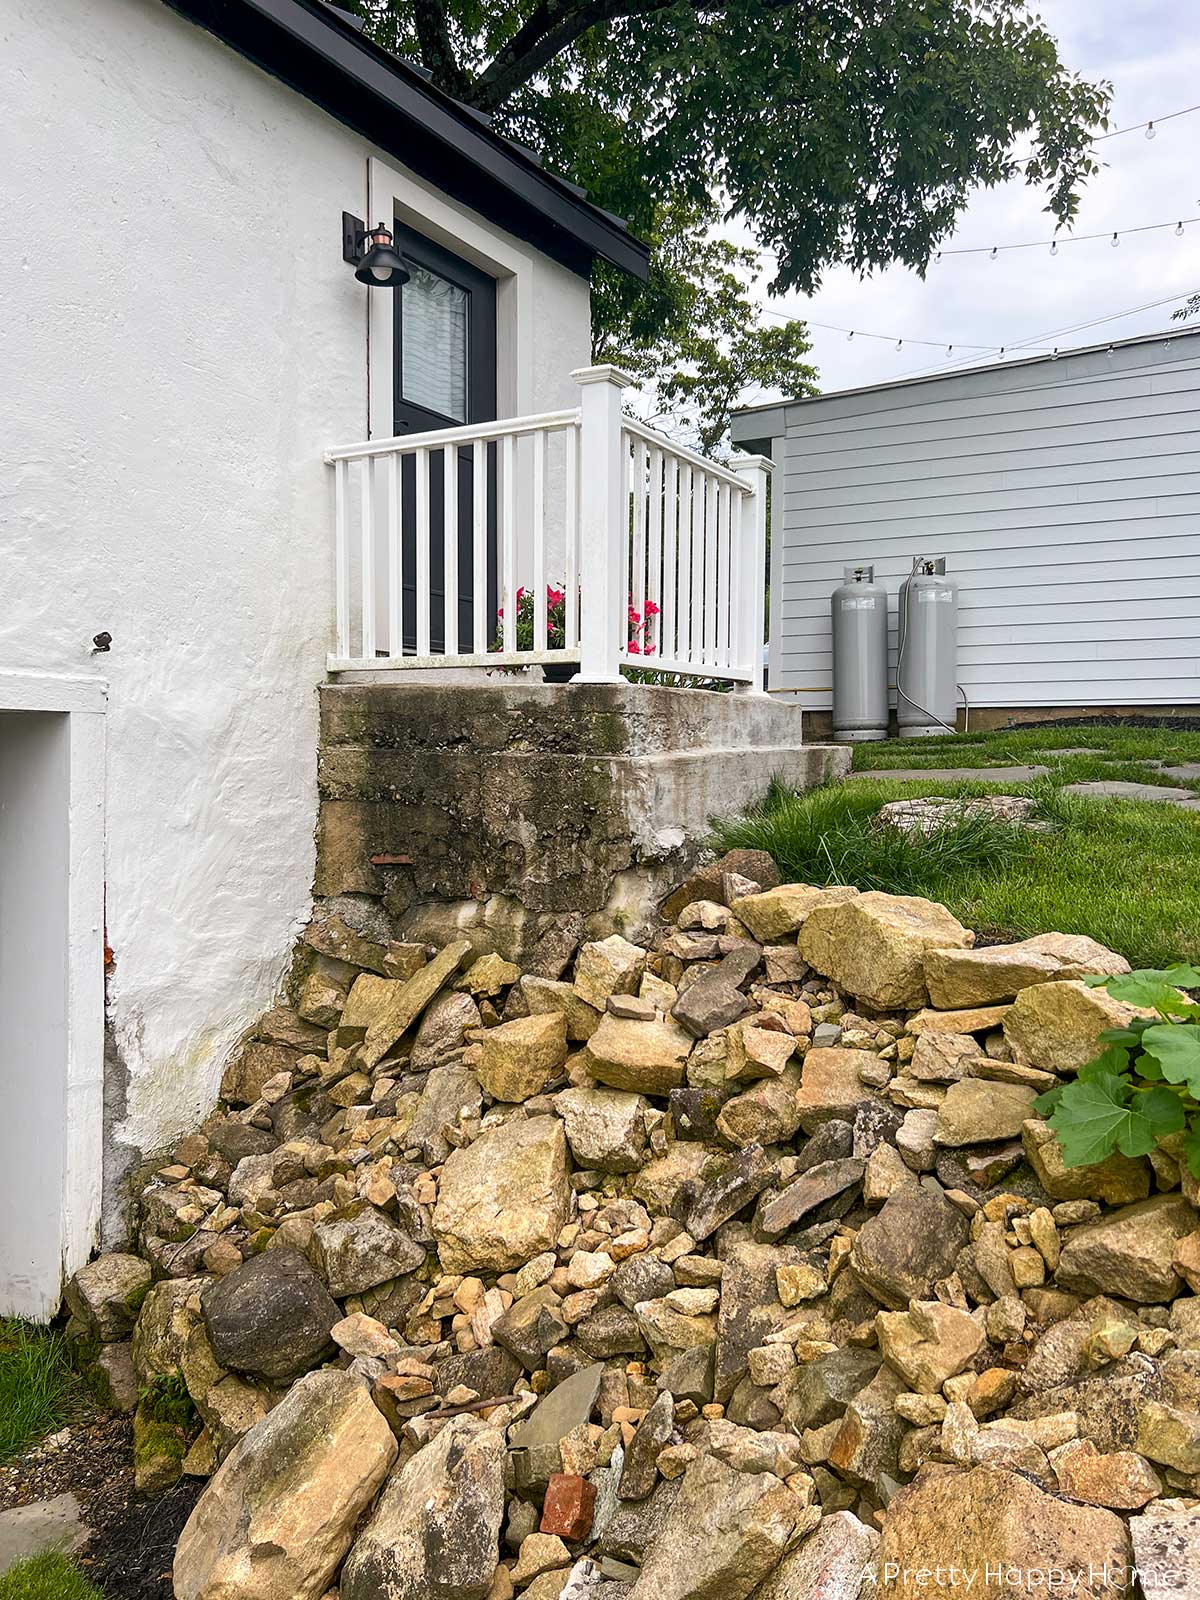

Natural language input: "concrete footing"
[316,681,848,959]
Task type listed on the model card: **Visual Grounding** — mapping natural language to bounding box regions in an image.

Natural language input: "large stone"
[471,1011,568,1101]
[777,1348,881,1433]
[173,1370,397,1600]
[1056,1195,1198,1303]
[756,1158,864,1241]
[932,1079,1037,1146]
[798,892,973,1010]
[731,884,858,943]
[309,1204,426,1297]
[132,1276,208,1380]
[627,1452,808,1600]
[201,1250,340,1384]
[925,934,1130,1010]
[574,935,647,1010]
[411,989,483,1070]
[221,1042,300,1106]
[876,1466,1131,1600]
[1003,979,1153,1076]
[672,1146,776,1243]
[584,1014,692,1095]
[661,849,781,922]
[1021,1119,1150,1206]
[876,1301,986,1393]
[1049,1438,1161,1510]
[1129,1504,1200,1595]
[407,1062,483,1165]
[671,969,753,1038]
[65,1253,151,1342]
[433,1116,571,1274]
[522,976,601,1042]
[796,1049,882,1135]
[358,938,474,1068]
[341,1416,505,1600]
[851,1184,969,1310]
[751,1510,879,1600]
[556,1086,647,1173]
[717,1066,804,1148]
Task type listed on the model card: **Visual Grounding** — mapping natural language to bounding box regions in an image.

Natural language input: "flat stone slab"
[0,1494,87,1575]
[1152,763,1200,782]
[848,764,1050,784]
[1061,780,1200,806]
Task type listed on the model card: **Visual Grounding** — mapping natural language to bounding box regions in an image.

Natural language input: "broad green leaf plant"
[1035,967,1200,1176]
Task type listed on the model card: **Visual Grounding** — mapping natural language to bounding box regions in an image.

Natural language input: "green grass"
[849,723,1200,778]
[714,775,1200,970]
[0,1553,101,1600]
[0,1321,82,1467]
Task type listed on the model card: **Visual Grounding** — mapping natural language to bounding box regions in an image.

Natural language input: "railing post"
[573,364,635,682]
[731,453,773,694]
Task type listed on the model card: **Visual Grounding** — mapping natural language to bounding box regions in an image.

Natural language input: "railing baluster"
[714,480,729,670]
[646,446,662,660]
[415,445,430,657]
[360,456,376,660]
[334,457,350,658]
[676,463,693,666]
[386,452,400,659]
[690,469,706,666]
[532,428,547,652]
[501,431,516,658]
[564,424,579,650]
[661,454,677,667]
[443,445,459,656]
[472,439,486,654]
[704,476,719,666]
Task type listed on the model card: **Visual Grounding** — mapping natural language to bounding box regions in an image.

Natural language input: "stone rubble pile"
[66,854,1200,1599]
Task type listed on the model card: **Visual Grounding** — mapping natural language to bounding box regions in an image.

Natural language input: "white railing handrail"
[325,408,581,463]
[621,415,754,495]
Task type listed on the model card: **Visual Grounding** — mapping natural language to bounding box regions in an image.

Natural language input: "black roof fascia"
[161,0,650,281]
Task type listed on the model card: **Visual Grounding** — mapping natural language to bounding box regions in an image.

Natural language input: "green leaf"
[1032,1083,1065,1117]
[1077,1045,1130,1082]
[1096,968,1200,1014]
[1139,1025,1200,1097]
[1046,1072,1134,1166]
[1137,1086,1187,1141]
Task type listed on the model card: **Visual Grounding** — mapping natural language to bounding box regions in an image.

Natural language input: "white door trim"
[0,669,106,1305]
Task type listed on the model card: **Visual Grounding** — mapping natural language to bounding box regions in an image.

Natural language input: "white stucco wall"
[0,0,592,1234]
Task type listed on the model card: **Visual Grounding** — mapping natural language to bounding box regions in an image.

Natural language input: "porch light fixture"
[342,212,410,288]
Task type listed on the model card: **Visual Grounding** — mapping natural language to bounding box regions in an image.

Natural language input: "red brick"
[540,1473,597,1541]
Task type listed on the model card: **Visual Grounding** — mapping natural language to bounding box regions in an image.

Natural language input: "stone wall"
[316,681,848,960]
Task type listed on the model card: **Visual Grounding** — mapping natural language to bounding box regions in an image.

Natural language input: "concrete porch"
[316,681,848,962]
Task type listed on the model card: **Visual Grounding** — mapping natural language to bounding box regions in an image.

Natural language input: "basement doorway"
[0,677,105,1320]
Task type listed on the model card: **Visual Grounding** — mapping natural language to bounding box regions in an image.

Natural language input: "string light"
[1111,232,1120,247]
[1011,101,1200,165]
[932,213,1199,257]
[1178,222,1186,236]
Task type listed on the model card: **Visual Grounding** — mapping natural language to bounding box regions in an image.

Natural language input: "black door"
[393,221,497,654]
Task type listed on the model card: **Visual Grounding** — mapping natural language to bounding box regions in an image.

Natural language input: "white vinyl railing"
[326,365,771,687]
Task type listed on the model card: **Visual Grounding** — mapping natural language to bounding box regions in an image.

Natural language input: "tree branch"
[470,0,683,110]
[411,0,471,98]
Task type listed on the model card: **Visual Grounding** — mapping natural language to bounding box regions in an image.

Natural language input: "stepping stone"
[1153,763,1200,783]
[0,1494,88,1576]
[1061,781,1200,807]
[847,765,1050,784]
[1043,747,1112,758]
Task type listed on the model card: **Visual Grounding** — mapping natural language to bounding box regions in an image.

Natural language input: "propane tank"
[832,563,889,741]
[897,555,958,737]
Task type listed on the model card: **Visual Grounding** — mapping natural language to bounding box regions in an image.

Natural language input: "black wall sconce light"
[342,213,410,288]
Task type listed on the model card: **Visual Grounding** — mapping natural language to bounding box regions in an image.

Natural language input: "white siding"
[740,334,1200,710]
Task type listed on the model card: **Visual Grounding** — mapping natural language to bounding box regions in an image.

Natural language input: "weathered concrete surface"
[316,683,847,956]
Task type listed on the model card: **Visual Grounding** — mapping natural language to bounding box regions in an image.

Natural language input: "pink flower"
[497,607,504,618]
[627,640,641,655]
[517,586,526,600]
[644,643,657,655]
[628,607,641,624]
[645,600,661,617]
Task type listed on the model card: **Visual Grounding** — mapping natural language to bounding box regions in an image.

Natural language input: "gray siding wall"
[738,333,1200,711]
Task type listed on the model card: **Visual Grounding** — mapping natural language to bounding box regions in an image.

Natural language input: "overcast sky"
[744,0,1200,401]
